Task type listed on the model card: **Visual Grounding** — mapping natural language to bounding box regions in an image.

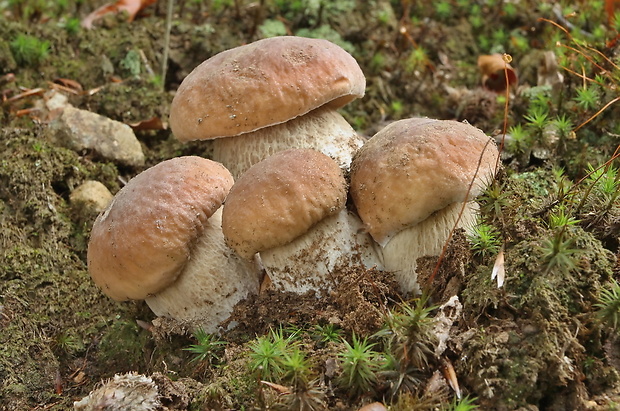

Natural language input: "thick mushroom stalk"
[169,36,366,178]
[258,210,383,295]
[87,156,259,333]
[211,106,363,178]
[144,207,257,327]
[350,118,499,294]
[222,148,382,296]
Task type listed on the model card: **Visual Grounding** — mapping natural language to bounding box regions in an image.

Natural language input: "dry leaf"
[261,380,290,394]
[81,0,156,29]
[491,247,505,288]
[441,357,461,399]
[52,78,83,93]
[478,54,518,92]
[128,116,166,131]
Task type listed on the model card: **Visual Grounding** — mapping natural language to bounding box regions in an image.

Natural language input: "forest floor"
[0,0,619,410]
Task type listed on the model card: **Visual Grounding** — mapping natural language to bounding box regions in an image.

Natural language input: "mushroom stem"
[260,209,383,296]
[381,202,478,294]
[212,106,364,178]
[145,208,259,333]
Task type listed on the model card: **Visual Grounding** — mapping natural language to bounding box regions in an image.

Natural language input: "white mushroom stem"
[259,209,383,296]
[381,202,478,295]
[145,208,259,333]
[212,106,364,179]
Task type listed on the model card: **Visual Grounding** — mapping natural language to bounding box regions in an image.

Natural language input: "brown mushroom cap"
[222,148,347,259]
[169,36,365,142]
[350,118,498,246]
[87,156,234,301]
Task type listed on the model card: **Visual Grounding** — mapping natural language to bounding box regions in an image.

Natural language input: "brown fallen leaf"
[5,87,45,104]
[52,78,83,94]
[128,116,166,131]
[81,0,157,29]
[261,380,290,394]
[441,357,461,399]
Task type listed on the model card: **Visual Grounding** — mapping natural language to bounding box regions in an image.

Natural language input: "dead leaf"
[81,0,157,29]
[478,54,518,92]
[441,357,461,399]
[491,247,505,288]
[128,116,166,131]
[51,78,83,94]
[261,380,290,394]
[5,87,45,104]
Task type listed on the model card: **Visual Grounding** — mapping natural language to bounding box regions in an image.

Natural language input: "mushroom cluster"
[87,36,499,333]
[222,148,382,296]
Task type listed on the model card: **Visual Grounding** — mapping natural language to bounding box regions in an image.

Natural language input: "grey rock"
[48,105,145,166]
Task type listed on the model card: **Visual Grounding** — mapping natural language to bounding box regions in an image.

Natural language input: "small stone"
[70,180,113,214]
[47,105,145,166]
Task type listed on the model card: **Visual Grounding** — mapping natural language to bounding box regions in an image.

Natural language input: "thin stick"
[161,0,174,91]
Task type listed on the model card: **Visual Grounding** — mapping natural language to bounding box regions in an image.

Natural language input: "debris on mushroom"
[350,118,499,294]
[87,156,259,333]
[169,36,366,178]
[222,148,382,296]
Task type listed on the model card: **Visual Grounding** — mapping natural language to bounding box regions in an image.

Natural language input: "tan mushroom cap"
[222,148,347,259]
[87,156,234,301]
[169,36,365,142]
[350,118,498,245]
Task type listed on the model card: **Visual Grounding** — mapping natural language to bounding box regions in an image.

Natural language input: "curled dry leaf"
[441,357,461,399]
[81,0,157,29]
[5,87,45,104]
[358,402,388,411]
[491,247,505,288]
[260,380,290,394]
[51,78,84,95]
[478,54,518,92]
[128,116,166,131]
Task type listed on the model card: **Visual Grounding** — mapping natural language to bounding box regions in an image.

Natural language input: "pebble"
[47,105,145,167]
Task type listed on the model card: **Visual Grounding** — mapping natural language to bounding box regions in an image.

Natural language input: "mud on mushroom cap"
[87,156,233,301]
[169,36,365,141]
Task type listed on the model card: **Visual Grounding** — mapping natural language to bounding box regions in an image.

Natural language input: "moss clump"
[460,194,616,409]
[0,128,137,408]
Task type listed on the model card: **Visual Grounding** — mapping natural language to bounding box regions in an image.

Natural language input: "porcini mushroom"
[222,148,382,295]
[87,156,259,332]
[169,36,366,178]
[477,54,518,92]
[350,118,499,294]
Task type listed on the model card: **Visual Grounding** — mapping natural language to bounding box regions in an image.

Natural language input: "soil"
[1,1,619,410]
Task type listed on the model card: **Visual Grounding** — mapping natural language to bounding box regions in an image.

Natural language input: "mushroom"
[87,156,259,332]
[222,148,382,295]
[349,118,499,294]
[477,54,518,92]
[169,36,366,178]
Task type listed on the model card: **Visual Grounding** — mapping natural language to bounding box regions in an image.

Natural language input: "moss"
[460,214,615,408]
[97,320,151,372]
[0,127,136,408]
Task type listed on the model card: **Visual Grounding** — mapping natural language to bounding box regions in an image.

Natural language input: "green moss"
[97,320,151,372]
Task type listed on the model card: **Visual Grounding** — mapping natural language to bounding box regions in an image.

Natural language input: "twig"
[161,0,174,91]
